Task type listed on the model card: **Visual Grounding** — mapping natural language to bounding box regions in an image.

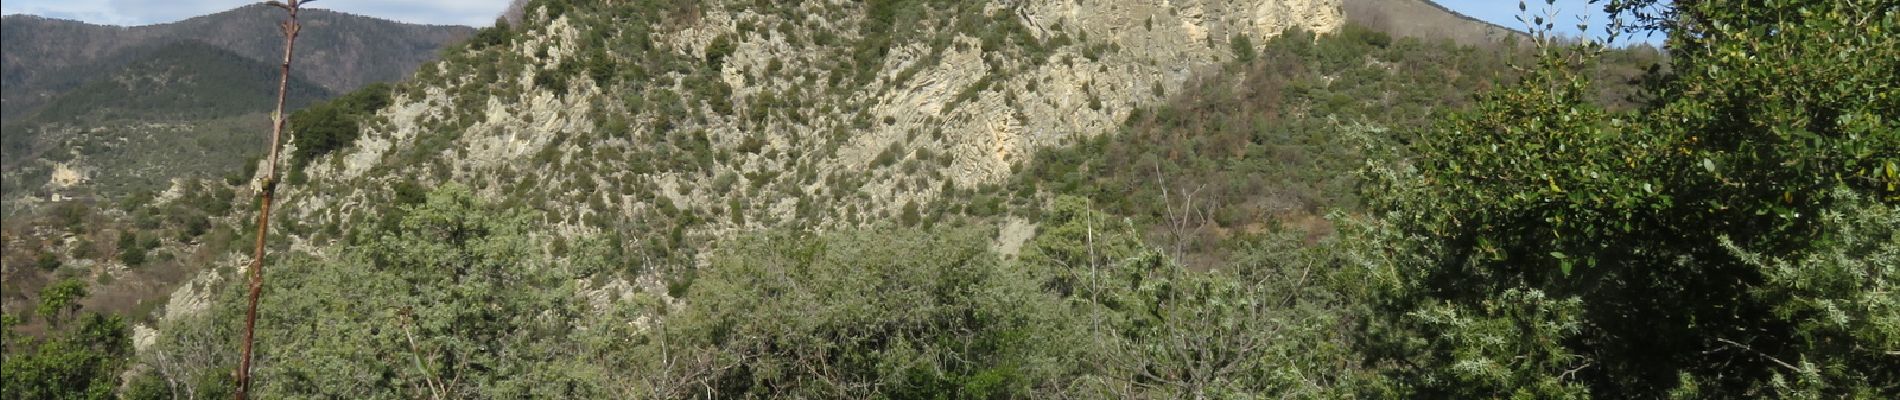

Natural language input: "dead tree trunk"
[235,1,312,398]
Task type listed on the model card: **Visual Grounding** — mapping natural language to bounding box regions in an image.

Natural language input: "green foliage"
[468,19,515,50]
[225,157,260,186]
[117,244,147,267]
[727,197,745,226]
[4,280,132,400]
[1397,289,1590,398]
[112,2,1897,399]
[289,82,393,172]
[173,183,626,398]
[129,298,238,399]
[34,279,88,324]
[28,42,331,124]
[1,39,339,199]
[664,227,1072,398]
[847,0,1029,86]
[49,202,89,233]
[1352,0,1899,396]
[899,199,921,226]
[2,7,467,202]
[10,112,277,199]
[2,3,469,121]
[1719,189,1900,397]
[1023,196,1368,397]
[1013,25,1632,267]
[704,33,736,70]
[116,231,147,267]
[34,252,61,271]
[525,0,573,21]
[1229,34,1256,62]
[391,178,428,206]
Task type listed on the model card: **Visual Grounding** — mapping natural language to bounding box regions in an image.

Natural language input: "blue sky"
[2,0,1663,44]
[1436,0,1667,44]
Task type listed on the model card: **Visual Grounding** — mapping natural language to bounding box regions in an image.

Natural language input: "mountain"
[275,0,1348,248]
[265,0,1559,267]
[0,42,333,200]
[26,41,333,124]
[0,4,473,120]
[0,5,471,210]
[7,0,1886,397]
[1343,0,1526,46]
[53,0,1900,399]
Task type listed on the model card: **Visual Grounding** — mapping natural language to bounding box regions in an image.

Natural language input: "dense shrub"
[3,280,133,399]
[1229,33,1256,62]
[665,227,1071,397]
[1351,0,1898,395]
[288,83,393,172]
[133,184,623,398]
[468,19,515,49]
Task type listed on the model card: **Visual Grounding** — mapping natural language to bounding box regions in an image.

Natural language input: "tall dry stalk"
[235,1,312,398]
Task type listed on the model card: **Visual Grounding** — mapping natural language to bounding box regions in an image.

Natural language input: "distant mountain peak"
[2,4,474,120]
[1343,0,1526,46]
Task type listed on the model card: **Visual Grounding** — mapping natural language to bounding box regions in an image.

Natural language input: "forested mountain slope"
[4,0,1893,398]
[1,5,472,120]
[0,42,331,205]
[0,5,470,212]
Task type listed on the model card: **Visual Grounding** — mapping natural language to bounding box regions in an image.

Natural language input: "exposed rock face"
[123,0,1349,365]
[283,0,1343,259]
[49,162,90,188]
[837,0,1344,187]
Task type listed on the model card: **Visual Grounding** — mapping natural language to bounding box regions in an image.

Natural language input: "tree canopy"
[1353,0,1898,396]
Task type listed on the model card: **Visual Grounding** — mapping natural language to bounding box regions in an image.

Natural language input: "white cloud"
[3,0,134,25]
[2,0,508,27]
[315,0,510,26]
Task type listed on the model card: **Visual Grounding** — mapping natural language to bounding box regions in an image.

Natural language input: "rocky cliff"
[282,0,1344,258]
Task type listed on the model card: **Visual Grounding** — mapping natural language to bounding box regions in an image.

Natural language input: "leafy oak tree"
[1352,0,1897,397]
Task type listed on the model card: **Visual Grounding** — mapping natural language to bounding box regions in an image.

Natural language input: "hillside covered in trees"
[3,0,1895,398]
[0,4,473,211]
[0,5,472,120]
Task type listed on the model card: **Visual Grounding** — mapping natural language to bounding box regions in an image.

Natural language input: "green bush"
[664,227,1072,398]
[468,19,515,49]
[116,232,146,267]
[1351,0,1898,395]
[1230,34,1256,62]
[155,184,622,398]
[872,142,903,168]
[899,200,920,226]
[288,83,393,172]
[704,34,736,69]
[34,252,61,271]
[3,280,133,399]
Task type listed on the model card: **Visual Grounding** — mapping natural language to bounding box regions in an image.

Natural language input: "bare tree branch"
[1714,337,1799,372]
[233,0,307,398]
